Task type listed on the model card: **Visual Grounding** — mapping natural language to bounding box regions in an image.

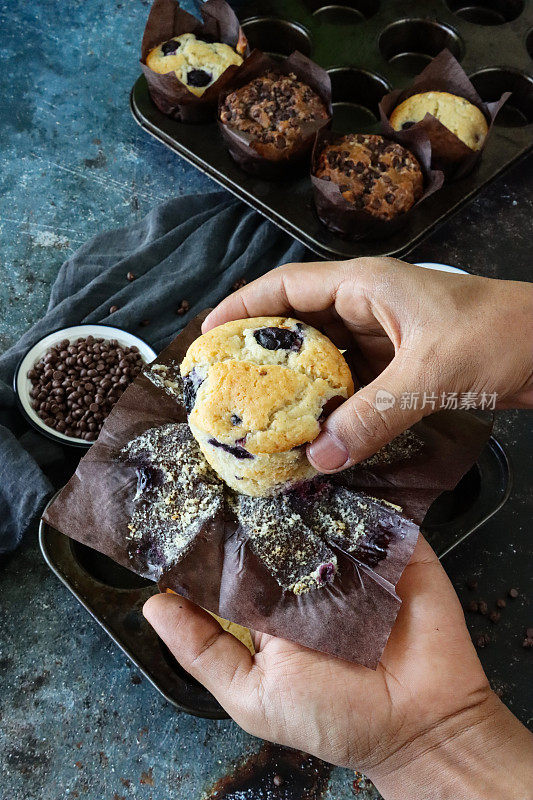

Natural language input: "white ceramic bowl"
[14,324,157,448]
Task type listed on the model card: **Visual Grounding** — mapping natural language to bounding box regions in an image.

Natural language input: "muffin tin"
[131,0,533,259]
[39,435,511,718]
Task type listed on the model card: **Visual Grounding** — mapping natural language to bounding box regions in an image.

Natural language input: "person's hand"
[201,258,533,472]
[144,535,533,799]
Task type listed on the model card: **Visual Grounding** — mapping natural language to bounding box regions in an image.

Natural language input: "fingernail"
[308,431,350,472]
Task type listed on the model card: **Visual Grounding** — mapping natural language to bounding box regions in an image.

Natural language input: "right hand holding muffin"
[203,257,533,472]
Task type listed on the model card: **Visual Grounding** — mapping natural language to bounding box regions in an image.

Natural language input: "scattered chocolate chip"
[466,600,479,613]
[109,305,119,314]
[232,278,247,291]
[139,320,150,327]
[176,300,190,316]
[522,637,533,649]
[489,610,501,624]
[478,600,488,615]
[508,588,519,598]
[496,598,506,609]
[126,272,135,281]
[475,633,490,648]
[466,577,478,590]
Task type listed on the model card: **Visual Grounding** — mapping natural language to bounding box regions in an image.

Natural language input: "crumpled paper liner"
[218,50,333,178]
[380,49,510,180]
[43,313,490,668]
[140,0,249,123]
[311,129,444,240]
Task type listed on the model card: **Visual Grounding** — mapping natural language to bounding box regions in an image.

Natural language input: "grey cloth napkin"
[0,191,306,553]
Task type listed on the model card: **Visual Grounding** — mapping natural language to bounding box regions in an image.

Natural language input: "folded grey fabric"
[0,191,306,553]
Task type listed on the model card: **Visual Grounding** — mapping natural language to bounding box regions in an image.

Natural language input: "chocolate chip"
[489,610,501,624]
[508,588,519,598]
[176,300,190,316]
[496,598,506,609]
[466,600,478,613]
[28,336,144,442]
[109,305,119,314]
[522,637,533,649]
[232,278,247,291]
[127,272,135,281]
[478,600,488,615]
[187,69,212,88]
[466,578,478,590]
[475,633,490,648]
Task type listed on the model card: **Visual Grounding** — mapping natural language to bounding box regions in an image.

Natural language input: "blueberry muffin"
[180,317,354,496]
[146,33,243,96]
[389,91,488,152]
[315,134,423,221]
[219,71,329,162]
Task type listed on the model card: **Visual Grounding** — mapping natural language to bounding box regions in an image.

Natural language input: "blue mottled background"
[1,1,532,798]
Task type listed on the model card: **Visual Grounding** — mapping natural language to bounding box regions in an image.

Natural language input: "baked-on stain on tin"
[204,743,331,799]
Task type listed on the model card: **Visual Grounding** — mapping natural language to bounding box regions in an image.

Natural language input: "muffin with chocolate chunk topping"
[315,134,423,222]
[219,68,330,171]
[180,317,353,496]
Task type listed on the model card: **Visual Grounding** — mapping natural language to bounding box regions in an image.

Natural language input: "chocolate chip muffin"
[314,134,423,221]
[389,91,488,152]
[219,71,329,162]
[146,33,243,96]
[180,317,354,497]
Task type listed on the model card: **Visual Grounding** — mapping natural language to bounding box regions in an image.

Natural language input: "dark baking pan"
[130,0,533,260]
[39,434,511,718]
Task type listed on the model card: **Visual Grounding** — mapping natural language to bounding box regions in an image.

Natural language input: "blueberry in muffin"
[180,317,354,496]
[314,134,423,222]
[146,32,243,97]
[219,71,330,163]
[389,91,488,152]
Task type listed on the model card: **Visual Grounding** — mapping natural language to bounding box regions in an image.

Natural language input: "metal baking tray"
[39,435,511,719]
[130,0,533,260]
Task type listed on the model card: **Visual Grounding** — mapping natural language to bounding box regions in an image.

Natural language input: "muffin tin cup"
[380,48,510,179]
[218,50,333,178]
[140,0,250,123]
[311,129,444,239]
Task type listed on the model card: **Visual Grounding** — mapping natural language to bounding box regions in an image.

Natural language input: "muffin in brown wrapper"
[311,130,443,240]
[140,0,249,123]
[218,50,332,178]
[42,312,491,668]
[380,49,510,179]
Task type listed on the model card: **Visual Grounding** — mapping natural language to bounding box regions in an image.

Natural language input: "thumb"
[308,355,429,472]
[143,593,256,714]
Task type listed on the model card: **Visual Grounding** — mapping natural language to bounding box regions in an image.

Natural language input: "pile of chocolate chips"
[27,336,144,441]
